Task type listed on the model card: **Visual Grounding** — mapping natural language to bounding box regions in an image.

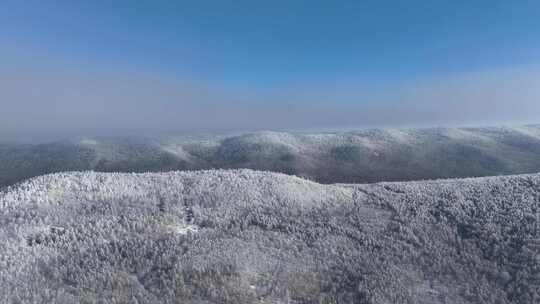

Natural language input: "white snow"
[167,224,199,235]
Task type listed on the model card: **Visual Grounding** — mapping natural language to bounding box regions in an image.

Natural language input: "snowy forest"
[1,169,538,303]
[3,125,540,189]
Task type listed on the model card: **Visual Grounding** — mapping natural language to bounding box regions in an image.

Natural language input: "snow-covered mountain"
[1,169,538,303]
[3,125,540,188]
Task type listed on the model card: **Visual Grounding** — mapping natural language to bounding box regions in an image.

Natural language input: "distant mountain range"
[1,169,538,303]
[2,125,540,187]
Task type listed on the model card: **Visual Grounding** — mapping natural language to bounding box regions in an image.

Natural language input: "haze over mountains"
[2,125,540,188]
[1,169,538,303]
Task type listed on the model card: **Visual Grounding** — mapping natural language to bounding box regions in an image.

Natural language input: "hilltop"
[1,169,538,303]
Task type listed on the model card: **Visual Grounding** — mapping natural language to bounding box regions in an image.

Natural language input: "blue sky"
[1,1,540,138]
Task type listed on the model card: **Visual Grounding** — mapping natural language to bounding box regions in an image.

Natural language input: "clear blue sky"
[1,1,540,138]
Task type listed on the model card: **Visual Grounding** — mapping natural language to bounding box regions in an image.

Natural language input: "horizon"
[2,122,540,144]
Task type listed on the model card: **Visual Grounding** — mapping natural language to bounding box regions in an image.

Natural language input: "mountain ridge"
[3,125,540,188]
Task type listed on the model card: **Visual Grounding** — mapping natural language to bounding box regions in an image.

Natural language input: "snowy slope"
[1,169,538,303]
[3,125,540,188]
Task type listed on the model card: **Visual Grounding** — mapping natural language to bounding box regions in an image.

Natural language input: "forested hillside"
[2,125,540,188]
[1,169,538,303]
